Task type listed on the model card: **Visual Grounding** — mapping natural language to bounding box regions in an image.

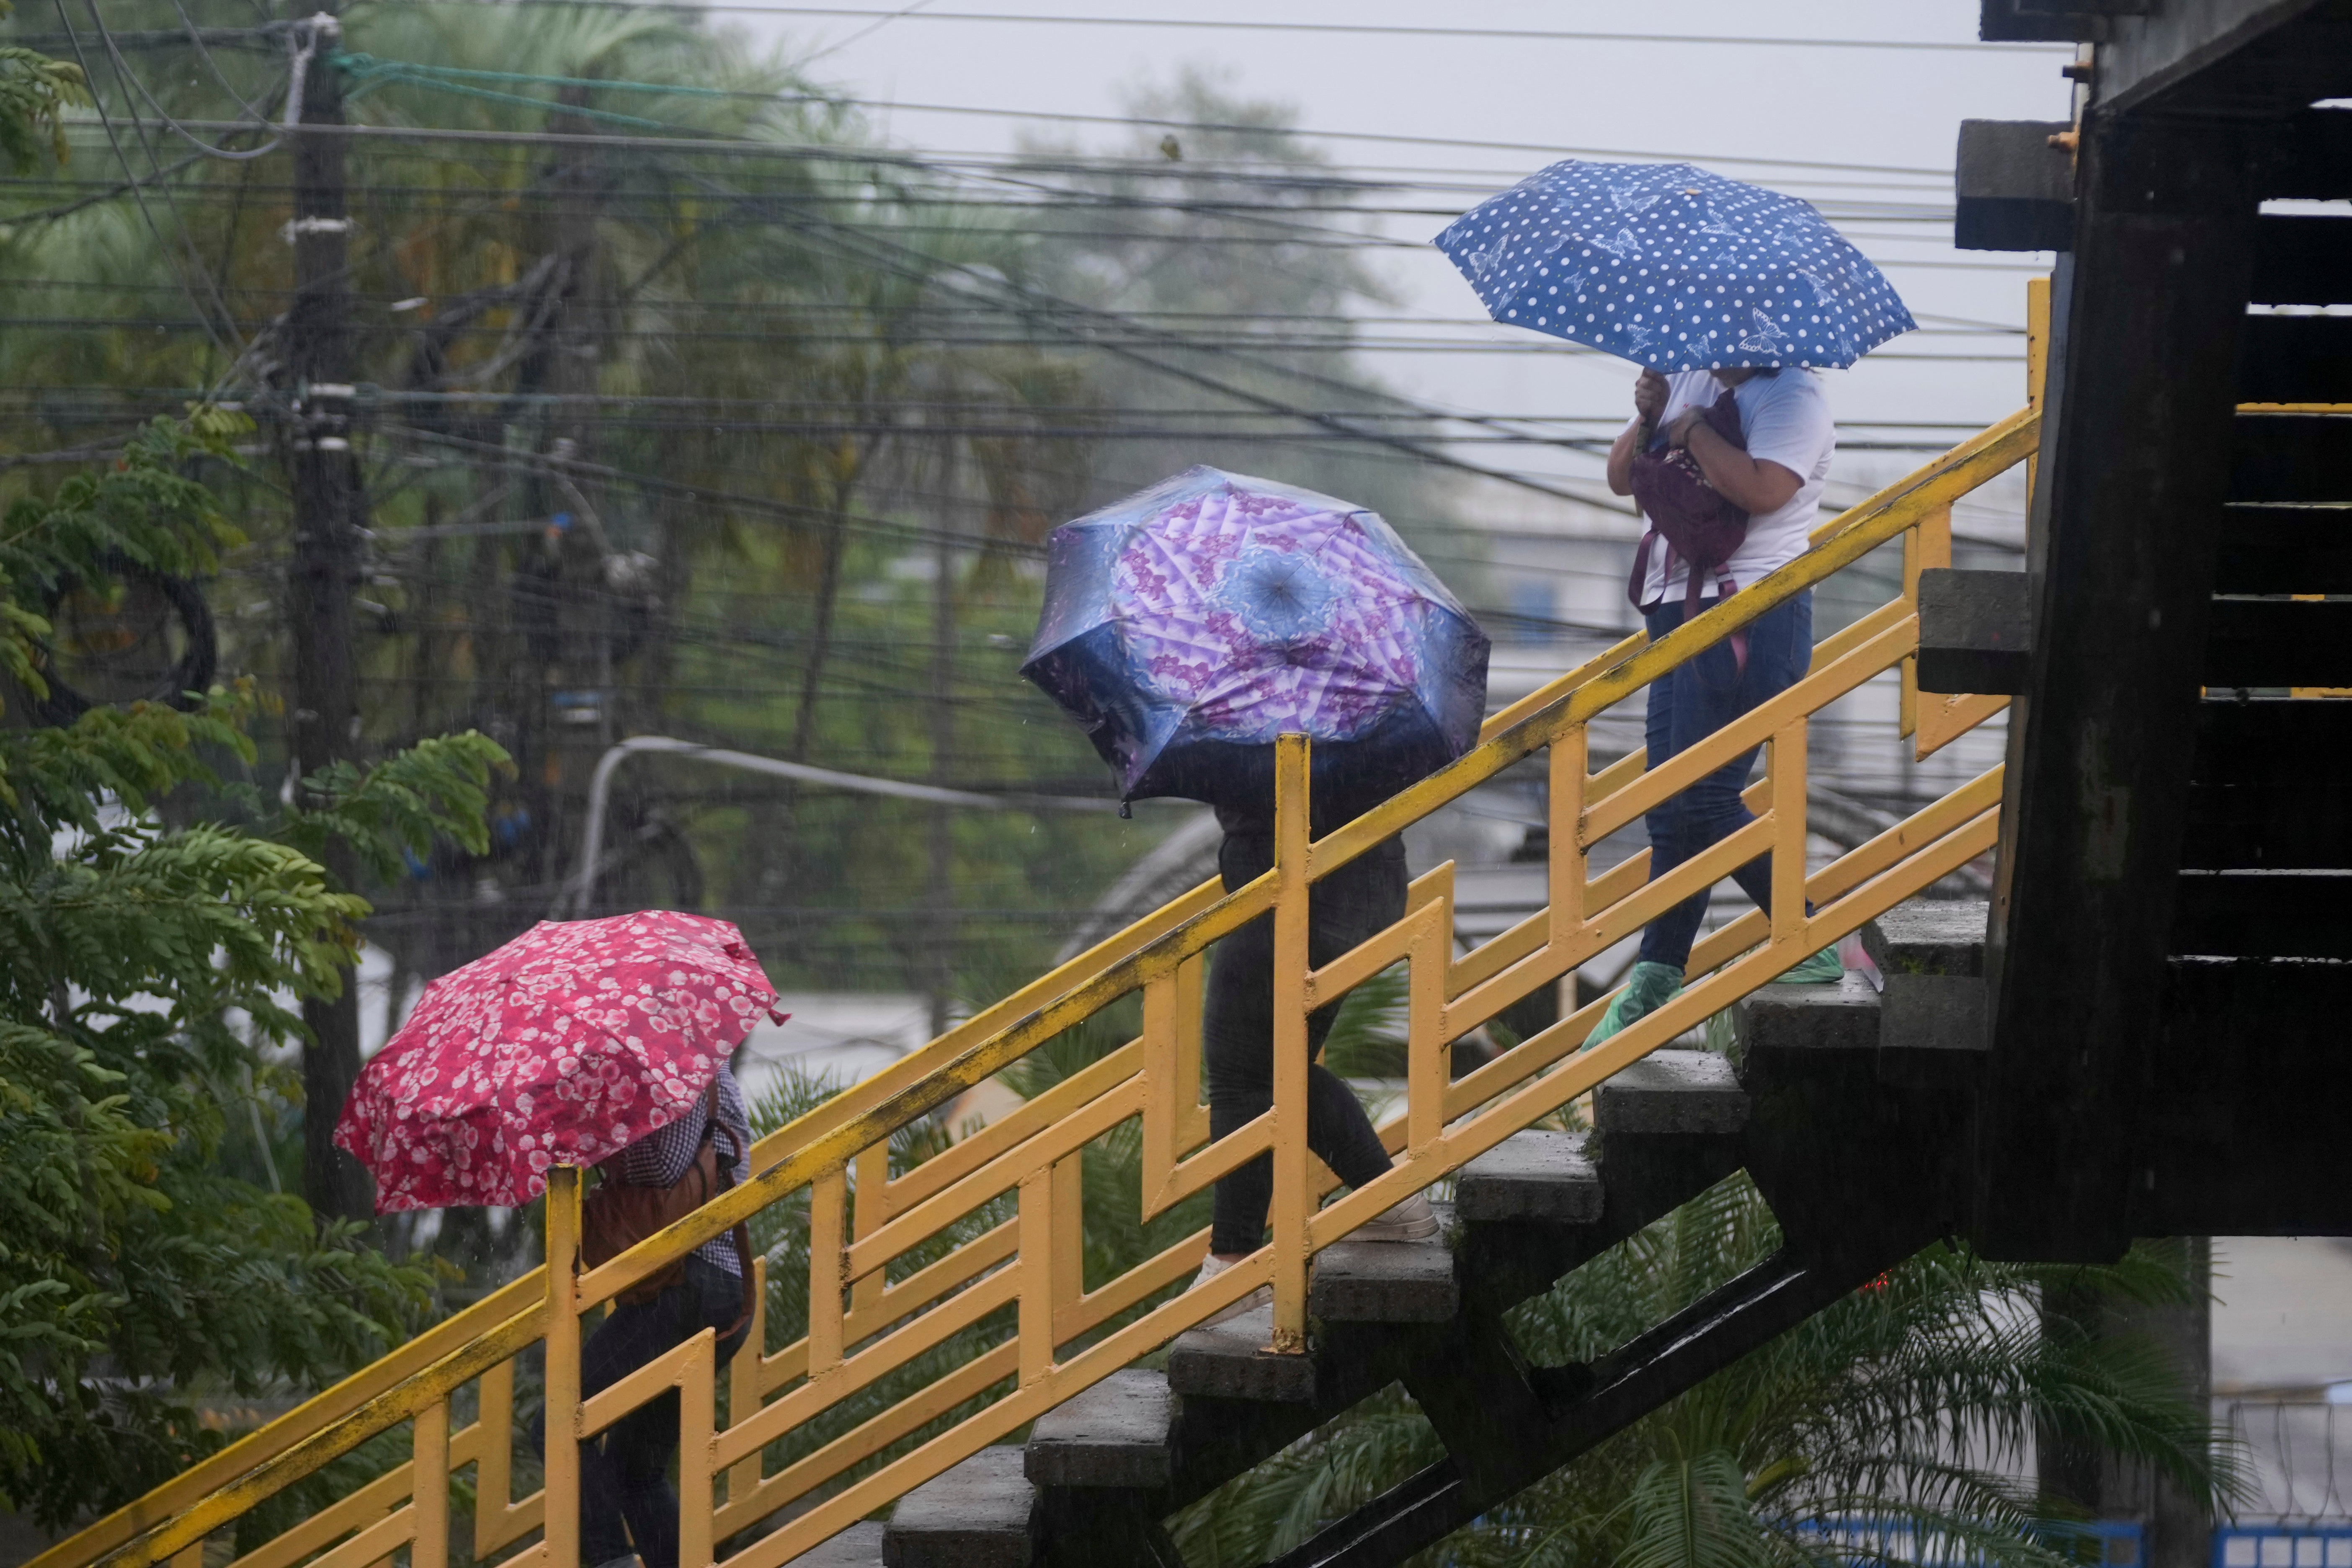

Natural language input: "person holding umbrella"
[1436,159,1917,1042]
[1023,467,1492,1321]
[337,911,782,1568]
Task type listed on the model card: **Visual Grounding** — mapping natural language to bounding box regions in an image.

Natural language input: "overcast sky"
[722,0,2075,509]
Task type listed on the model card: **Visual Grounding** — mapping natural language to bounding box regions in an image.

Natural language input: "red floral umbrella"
[336,911,783,1212]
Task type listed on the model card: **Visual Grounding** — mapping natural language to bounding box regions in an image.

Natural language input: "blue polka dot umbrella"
[1021,467,1490,813]
[1434,160,1916,371]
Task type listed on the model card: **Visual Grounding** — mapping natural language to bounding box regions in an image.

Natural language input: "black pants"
[556,1256,749,1568]
[1203,829,1407,1255]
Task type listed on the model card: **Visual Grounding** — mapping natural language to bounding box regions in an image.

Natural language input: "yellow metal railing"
[39,405,2039,1568]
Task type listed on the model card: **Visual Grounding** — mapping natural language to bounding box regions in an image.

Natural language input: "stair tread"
[1166,1302,1315,1403]
[885,1446,1035,1568]
[1734,972,1883,1053]
[1593,1048,1748,1136]
[1456,1130,1603,1224]
[1311,1214,1458,1324]
[1025,1369,1172,1489]
[785,1522,885,1567]
[1863,899,1987,977]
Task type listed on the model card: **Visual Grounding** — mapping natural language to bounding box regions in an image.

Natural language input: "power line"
[402,4,2071,57]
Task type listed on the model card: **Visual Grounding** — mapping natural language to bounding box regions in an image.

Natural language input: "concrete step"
[1593,1048,1748,1136]
[1455,1131,1603,1225]
[785,1522,885,1567]
[1166,1301,1315,1403]
[1311,1208,1458,1323]
[1734,971,1881,1054]
[1025,1369,1173,1490]
[1864,899,1987,977]
[1864,899,1989,1052]
[884,1446,1036,1568]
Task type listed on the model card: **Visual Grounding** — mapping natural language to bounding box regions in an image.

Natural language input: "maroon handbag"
[1625,390,1751,614]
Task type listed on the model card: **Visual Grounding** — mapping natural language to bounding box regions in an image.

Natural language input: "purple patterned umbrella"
[1021,467,1489,813]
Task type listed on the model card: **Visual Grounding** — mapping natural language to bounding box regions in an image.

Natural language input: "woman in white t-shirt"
[1590,364,1843,1043]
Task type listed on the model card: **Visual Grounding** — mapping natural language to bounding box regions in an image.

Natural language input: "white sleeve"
[1741,376,1835,479]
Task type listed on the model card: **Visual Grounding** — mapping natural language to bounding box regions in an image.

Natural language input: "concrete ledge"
[1455,1131,1603,1224]
[1310,1232,1458,1323]
[1865,900,1989,978]
[1917,568,2034,694]
[885,1447,1037,1568]
[1734,974,1882,1054]
[1882,974,1989,1052]
[1025,1369,1172,1490]
[789,1522,886,1567]
[1166,1304,1315,1403]
[1594,1049,1748,1136]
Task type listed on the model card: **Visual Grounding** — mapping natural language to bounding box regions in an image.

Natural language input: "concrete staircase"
[790,901,1991,1568]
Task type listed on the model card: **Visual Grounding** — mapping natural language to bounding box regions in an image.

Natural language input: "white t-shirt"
[1632,368,1836,606]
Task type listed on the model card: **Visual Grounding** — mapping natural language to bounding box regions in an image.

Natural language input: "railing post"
[808,1165,848,1378]
[1270,732,1312,1355]
[725,1255,767,1507]
[473,1360,516,1557]
[412,1399,449,1568]
[1769,720,1810,951]
[1549,722,1588,947]
[543,1166,583,1568]
[676,1331,717,1568]
[1016,1167,1055,1384]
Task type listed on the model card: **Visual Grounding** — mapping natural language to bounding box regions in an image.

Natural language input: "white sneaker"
[1352,1191,1440,1243]
[1184,1253,1271,1328]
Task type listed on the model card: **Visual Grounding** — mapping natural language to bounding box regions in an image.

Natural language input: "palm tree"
[1168,1175,2237,1568]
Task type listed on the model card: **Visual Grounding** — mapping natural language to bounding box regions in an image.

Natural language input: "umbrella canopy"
[1021,466,1488,813]
[1434,160,1914,372]
[335,911,781,1212]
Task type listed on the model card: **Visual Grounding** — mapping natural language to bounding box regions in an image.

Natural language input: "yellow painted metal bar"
[37,1269,550,1568]
[411,1402,449,1568]
[712,1339,1022,1536]
[852,1144,890,1320]
[848,1077,1142,1282]
[1769,719,1808,949]
[223,1461,399,1568]
[1269,733,1314,1355]
[716,1267,1019,1465]
[1405,902,1448,1156]
[543,1168,582,1568]
[1017,1168,1056,1386]
[472,1359,541,1558]
[80,405,2040,1568]
[1550,725,1587,946]
[301,1506,413,1568]
[807,1163,848,1379]
[725,1255,768,1508]
[1057,1223,1213,1342]
[677,1332,719,1568]
[888,1039,1142,1212]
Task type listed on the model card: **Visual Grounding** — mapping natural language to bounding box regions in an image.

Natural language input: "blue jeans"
[1636,590,1813,971]
[536,1256,749,1568]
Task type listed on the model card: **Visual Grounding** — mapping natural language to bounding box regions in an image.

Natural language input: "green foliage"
[0,0,87,176]
[0,422,510,1524]
[0,413,246,718]
[1169,1177,2238,1567]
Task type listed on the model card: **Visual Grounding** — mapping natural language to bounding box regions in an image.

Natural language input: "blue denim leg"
[1636,591,1813,970]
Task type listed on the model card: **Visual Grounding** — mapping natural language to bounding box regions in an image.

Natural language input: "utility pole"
[925,442,960,1037]
[283,8,371,1224]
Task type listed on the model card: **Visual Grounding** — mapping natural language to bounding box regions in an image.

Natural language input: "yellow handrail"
[51,403,2039,1568]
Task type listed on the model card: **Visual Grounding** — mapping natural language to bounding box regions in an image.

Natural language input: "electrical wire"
[385,4,2073,57]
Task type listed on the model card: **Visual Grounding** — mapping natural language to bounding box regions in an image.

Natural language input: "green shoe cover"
[1584,961,1684,1050]
[1774,944,1845,985]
